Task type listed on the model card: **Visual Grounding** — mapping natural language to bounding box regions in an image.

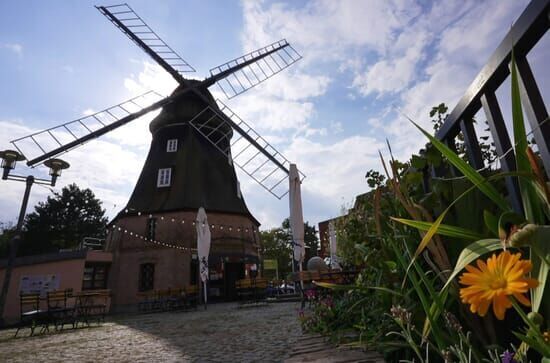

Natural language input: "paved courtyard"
[0,302,302,362]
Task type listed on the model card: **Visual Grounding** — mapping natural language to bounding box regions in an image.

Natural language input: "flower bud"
[508,224,537,248]
[527,311,543,326]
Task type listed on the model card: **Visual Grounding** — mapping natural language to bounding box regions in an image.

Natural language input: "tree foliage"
[19,183,108,256]
[260,218,319,278]
[0,222,15,259]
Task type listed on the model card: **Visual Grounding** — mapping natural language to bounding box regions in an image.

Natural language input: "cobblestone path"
[0,302,302,362]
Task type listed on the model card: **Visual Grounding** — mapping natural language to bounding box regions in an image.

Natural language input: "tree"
[260,218,319,278]
[19,183,108,256]
[259,227,292,278]
[0,222,16,259]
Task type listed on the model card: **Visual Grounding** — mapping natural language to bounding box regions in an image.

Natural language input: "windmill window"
[166,139,178,152]
[139,263,155,292]
[157,168,172,187]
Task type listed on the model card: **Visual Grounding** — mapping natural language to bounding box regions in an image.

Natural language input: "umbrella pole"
[203,281,207,310]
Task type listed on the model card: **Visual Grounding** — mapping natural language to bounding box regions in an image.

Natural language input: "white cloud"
[0,119,144,223]
[352,32,428,96]
[1,43,23,56]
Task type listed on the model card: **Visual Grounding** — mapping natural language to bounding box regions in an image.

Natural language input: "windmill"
[9,3,304,304]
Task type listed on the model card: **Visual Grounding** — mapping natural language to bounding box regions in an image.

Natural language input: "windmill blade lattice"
[209,40,302,99]
[11,91,165,165]
[97,4,195,82]
[189,100,305,199]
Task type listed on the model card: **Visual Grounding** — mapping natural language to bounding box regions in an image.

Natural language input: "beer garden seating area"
[15,289,110,337]
[136,285,199,312]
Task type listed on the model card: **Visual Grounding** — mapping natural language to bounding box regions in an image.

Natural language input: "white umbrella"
[328,221,341,270]
[289,164,305,288]
[289,164,305,262]
[196,207,211,308]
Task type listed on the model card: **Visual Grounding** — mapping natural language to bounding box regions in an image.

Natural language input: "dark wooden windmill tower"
[11,3,303,308]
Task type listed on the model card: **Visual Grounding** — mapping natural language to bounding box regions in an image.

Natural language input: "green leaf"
[510,52,543,224]
[408,120,511,212]
[411,154,427,169]
[442,239,502,290]
[497,211,526,241]
[483,210,499,236]
[391,217,485,240]
[313,281,403,296]
[510,52,547,313]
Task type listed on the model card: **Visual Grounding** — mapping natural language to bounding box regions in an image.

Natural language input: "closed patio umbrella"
[289,164,305,288]
[196,207,211,309]
[328,220,341,269]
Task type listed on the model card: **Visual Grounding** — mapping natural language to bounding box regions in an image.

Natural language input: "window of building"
[139,263,155,292]
[146,217,156,241]
[166,139,178,152]
[157,168,171,187]
[82,263,109,290]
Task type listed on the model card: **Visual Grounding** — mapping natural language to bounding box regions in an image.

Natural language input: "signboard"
[19,274,60,296]
[263,259,278,270]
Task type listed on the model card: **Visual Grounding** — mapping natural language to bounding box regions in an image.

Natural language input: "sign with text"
[19,274,60,296]
[263,259,278,270]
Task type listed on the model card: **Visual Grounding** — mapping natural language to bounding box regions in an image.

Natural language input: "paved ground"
[0,302,302,362]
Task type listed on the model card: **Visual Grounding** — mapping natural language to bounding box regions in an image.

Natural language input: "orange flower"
[459,251,538,320]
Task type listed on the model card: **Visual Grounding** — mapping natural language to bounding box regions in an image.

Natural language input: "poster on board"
[19,274,60,296]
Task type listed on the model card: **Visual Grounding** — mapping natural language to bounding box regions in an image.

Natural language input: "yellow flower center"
[489,278,507,289]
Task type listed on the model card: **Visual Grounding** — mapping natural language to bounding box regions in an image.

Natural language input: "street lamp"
[0,149,70,326]
[0,149,25,180]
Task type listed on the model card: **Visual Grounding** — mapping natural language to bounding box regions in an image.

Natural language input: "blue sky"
[1,0,548,229]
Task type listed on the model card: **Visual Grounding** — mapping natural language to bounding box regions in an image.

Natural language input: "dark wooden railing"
[434,0,549,213]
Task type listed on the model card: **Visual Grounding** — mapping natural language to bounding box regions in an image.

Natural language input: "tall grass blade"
[391,217,485,240]
[408,119,511,212]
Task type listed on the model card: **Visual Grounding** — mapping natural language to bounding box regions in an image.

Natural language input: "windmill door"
[224,262,245,301]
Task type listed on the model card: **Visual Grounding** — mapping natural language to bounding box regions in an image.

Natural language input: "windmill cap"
[149,81,232,139]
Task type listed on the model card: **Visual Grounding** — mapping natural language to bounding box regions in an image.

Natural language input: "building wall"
[106,210,260,310]
[0,258,85,324]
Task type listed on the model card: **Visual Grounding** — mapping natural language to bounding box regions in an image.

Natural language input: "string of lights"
[110,224,196,252]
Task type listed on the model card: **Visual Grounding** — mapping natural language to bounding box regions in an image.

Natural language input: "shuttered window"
[157,168,171,187]
[166,139,178,152]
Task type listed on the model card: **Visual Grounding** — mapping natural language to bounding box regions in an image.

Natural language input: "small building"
[0,249,112,324]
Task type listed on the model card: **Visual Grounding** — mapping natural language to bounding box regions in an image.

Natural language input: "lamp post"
[0,150,69,326]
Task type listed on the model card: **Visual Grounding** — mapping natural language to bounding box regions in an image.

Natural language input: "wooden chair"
[75,290,110,327]
[137,291,156,312]
[15,292,48,337]
[46,289,75,331]
[166,288,186,311]
[184,285,199,309]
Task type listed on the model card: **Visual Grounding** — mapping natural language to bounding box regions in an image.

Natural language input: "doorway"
[224,262,244,301]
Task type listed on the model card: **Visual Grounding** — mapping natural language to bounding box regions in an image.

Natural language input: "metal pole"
[203,281,207,310]
[0,176,34,326]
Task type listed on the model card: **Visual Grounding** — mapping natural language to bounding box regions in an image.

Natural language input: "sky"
[0,0,548,230]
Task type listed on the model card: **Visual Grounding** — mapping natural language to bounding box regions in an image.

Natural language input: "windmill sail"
[96,4,195,83]
[189,100,305,199]
[12,91,166,166]
[207,39,302,99]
